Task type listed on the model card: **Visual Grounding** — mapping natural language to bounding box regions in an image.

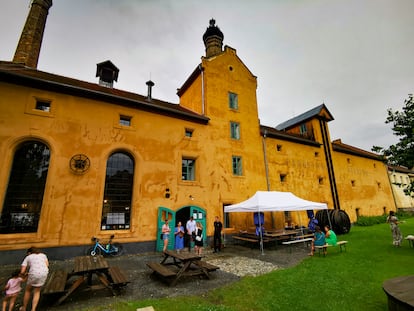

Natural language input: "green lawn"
[87,218,414,311]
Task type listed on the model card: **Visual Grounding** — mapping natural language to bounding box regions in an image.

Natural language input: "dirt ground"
[0,244,309,311]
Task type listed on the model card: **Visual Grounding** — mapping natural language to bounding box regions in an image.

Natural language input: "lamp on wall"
[189,195,194,200]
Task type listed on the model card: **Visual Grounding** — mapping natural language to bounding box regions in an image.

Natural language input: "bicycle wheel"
[87,247,102,256]
[109,243,123,256]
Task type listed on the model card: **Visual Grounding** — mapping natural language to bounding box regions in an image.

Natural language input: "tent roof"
[224,191,328,213]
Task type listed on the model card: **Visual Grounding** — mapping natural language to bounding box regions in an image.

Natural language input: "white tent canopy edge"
[224,191,328,213]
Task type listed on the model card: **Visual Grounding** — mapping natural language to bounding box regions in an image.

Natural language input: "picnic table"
[147,250,219,286]
[383,275,414,310]
[43,255,129,306]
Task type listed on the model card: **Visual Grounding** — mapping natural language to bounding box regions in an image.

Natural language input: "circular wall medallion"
[69,154,90,174]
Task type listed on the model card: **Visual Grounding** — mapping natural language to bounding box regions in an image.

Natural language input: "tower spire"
[202,18,224,58]
[13,0,53,68]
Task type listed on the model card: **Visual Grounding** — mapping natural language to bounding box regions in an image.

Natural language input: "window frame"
[230,122,240,140]
[228,92,238,110]
[232,156,243,176]
[182,158,196,181]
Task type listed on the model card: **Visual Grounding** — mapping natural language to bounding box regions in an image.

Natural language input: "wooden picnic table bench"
[42,270,68,295]
[107,266,130,290]
[282,237,314,253]
[147,250,219,286]
[314,241,348,256]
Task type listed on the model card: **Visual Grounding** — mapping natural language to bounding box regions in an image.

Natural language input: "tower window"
[232,156,242,176]
[276,144,282,151]
[230,122,240,140]
[229,92,238,110]
[182,158,195,181]
[280,174,287,182]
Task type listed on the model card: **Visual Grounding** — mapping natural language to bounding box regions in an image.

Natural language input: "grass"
[84,218,414,311]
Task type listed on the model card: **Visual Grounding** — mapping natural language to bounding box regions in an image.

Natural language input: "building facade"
[0,4,398,262]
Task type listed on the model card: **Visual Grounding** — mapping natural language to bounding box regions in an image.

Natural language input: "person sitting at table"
[324,225,337,246]
[162,219,171,252]
[174,221,185,252]
[194,222,204,256]
[309,225,325,256]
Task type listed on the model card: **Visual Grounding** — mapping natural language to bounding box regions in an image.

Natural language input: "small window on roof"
[35,100,51,112]
[119,115,131,126]
[185,128,194,137]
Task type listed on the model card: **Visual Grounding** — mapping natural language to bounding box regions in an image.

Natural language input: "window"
[0,141,50,233]
[351,180,356,187]
[280,174,287,182]
[347,158,351,164]
[182,158,195,181]
[318,177,324,185]
[315,152,319,157]
[230,122,240,140]
[299,123,307,134]
[101,152,134,230]
[232,156,242,176]
[185,128,193,137]
[229,92,238,110]
[119,115,131,126]
[35,100,50,112]
[276,144,282,151]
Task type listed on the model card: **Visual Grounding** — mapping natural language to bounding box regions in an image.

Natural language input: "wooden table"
[383,275,414,310]
[147,250,219,286]
[49,256,128,306]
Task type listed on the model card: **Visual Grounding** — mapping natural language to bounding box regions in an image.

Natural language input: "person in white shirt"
[186,216,196,251]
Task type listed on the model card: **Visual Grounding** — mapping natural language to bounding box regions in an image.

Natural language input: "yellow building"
[0,3,396,262]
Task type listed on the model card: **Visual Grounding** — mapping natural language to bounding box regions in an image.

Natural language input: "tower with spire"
[202,19,224,58]
[13,0,53,68]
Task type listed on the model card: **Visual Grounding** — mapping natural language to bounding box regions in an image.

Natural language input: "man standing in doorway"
[213,216,223,253]
[186,216,196,252]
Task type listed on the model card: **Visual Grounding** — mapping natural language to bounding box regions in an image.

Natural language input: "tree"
[372,94,414,195]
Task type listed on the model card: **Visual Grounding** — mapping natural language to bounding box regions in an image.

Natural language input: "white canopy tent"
[224,191,328,254]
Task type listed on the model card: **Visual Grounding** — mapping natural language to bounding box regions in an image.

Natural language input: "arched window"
[101,152,134,230]
[0,141,50,233]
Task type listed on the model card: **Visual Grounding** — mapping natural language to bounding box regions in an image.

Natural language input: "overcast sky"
[1,0,413,152]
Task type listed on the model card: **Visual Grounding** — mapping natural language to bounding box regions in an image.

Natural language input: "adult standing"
[162,219,171,252]
[186,216,196,252]
[19,247,49,311]
[213,216,223,253]
[174,221,185,252]
[386,211,402,247]
[194,222,204,256]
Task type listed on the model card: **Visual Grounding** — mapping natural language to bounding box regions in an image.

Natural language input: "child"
[2,269,25,311]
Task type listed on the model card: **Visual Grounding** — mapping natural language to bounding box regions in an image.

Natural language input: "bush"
[354,215,387,226]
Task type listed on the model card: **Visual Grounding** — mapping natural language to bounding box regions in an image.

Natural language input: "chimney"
[13,0,53,68]
[96,60,119,88]
[146,80,154,100]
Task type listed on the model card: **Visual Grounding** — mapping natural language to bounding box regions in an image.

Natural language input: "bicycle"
[86,234,123,256]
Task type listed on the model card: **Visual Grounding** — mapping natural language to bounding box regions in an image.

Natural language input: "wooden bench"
[314,241,348,256]
[107,266,129,288]
[282,238,313,252]
[42,270,68,295]
[193,260,220,272]
[147,262,177,278]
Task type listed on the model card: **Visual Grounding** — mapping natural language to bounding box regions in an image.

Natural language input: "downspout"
[199,65,205,115]
[262,130,275,228]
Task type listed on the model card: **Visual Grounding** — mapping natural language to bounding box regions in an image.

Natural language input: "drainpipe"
[199,65,205,115]
[262,130,275,228]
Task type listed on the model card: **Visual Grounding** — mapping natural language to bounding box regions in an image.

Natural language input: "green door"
[156,207,175,252]
[189,206,207,244]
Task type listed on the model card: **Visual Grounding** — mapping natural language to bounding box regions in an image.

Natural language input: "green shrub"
[355,215,387,226]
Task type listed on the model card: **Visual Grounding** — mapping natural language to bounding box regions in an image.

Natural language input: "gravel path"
[0,244,310,311]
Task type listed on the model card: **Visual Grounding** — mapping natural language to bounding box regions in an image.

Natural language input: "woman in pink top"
[2,269,25,311]
[19,247,49,311]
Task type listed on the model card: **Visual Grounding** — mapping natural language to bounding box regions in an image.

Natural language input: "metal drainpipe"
[199,65,205,115]
[262,130,275,228]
